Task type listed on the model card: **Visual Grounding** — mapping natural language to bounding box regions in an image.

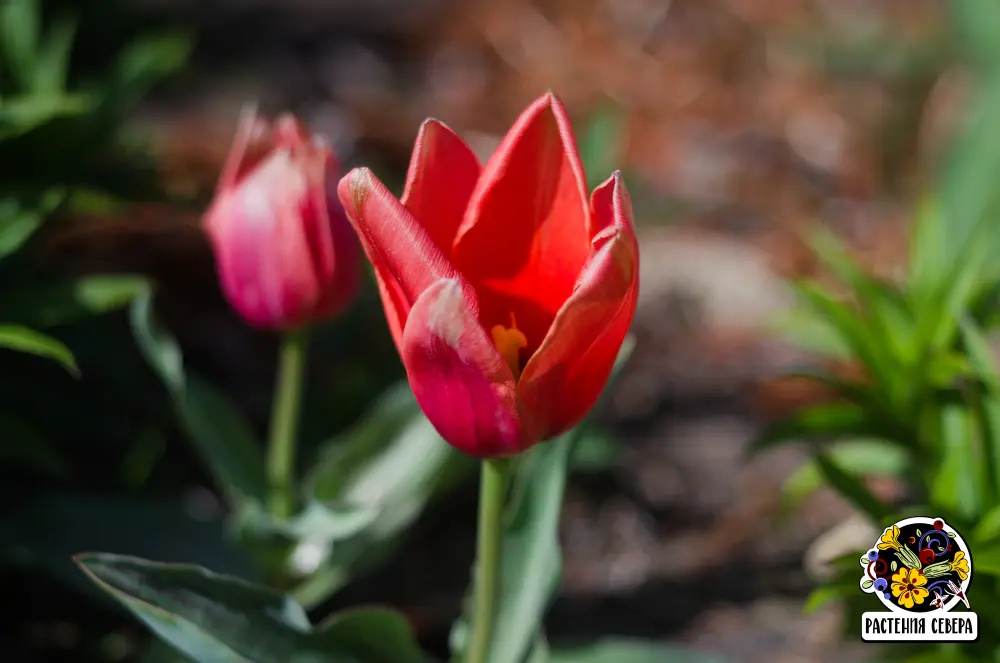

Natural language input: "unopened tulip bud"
[204,108,359,329]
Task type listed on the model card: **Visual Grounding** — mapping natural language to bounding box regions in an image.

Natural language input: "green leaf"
[813,450,891,522]
[77,554,322,662]
[802,584,846,613]
[578,104,625,190]
[482,434,575,663]
[307,382,426,500]
[0,0,39,88]
[548,639,727,663]
[237,499,380,560]
[769,306,852,360]
[958,316,1000,496]
[0,92,93,138]
[971,543,1000,577]
[108,33,191,109]
[908,197,950,312]
[751,402,883,452]
[0,190,66,260]
[949,0,1000,73]
[316,608,428,663]
[781,438,907,513]
[130,292,266,506]
[570,428,621,472]
[0,324,78,376]
[973,504,1000,543]
[0,496,255,601]
[935,69,1000,276]
[0,208,43,259]
[292,397,474,606]
[809,225,916,361]
[76,554,426,663]
[930,403,985,521]
[31,15,76,95]
[0,275,150,328]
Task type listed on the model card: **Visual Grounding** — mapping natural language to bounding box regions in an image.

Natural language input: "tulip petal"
[338,167,465,350]
[205,153,319,327]
[518,172,639,438]
[452,93,592,344]
[401,277,533,457]
[400,119,481,257]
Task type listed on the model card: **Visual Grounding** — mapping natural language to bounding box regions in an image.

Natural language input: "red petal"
[400,119,481,258]
[401,278,534,457]
[337,167,464,347]
[451,93,591,347]
[518,172,639,437]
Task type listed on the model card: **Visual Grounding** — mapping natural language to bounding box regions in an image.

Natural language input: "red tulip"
[204,109,359,329]
[338,93,639,457]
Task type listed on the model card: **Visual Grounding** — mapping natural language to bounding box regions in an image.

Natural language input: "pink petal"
[401,278,535,457]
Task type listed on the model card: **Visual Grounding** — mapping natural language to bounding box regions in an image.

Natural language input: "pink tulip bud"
[203,108,359,329]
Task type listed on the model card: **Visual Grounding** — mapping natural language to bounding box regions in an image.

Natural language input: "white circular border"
[860,516,973,613]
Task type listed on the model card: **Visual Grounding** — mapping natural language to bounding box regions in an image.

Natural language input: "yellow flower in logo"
[878,525,902,551]
[891,567,929,609]
[950,551,970,581]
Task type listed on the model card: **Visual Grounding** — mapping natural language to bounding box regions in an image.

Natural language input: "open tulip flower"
[338,93,639,457]
[204,109,359,330]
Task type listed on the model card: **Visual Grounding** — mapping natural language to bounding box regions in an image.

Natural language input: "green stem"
[267,328,308,519]
[465,458,510,663]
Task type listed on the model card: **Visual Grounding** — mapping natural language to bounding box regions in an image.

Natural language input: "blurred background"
[1,0,991,661]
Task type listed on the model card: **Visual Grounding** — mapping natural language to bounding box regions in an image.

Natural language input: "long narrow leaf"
[0,324,78,376]
[813,450,892,523]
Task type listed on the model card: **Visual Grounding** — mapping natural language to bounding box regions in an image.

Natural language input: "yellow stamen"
[491,312,527,380]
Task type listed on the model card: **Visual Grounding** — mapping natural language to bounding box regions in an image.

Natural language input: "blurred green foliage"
[758,2,1000,661]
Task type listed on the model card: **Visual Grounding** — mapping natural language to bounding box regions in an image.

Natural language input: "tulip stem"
[267,327,308,520]
[466,457,510,663]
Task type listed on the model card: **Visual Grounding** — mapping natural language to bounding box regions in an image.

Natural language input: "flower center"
[491,312,527,380]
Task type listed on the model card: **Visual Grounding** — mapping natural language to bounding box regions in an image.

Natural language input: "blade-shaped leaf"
[930,402,986,520]
[808,224,916,364]
[292,411,473,606]
[792,281,900,393]
[958,316,1000,500]
[0,324,78,376]
[130,291,266,506]
[76,554,428,663]
[0,189,65,260]
[814,450,892,523]
[31,15,76,95]
[316,609,428,663]
[949,0,1000,73]
[77,554,330,663]
[781,438,908,514]
[751,402,887,452]
[0,275,150,328]
[1,496,255,602]
[769,306,853,360]
[972,503,1000,543]
[484,433,575,663]
[934,68,1000,276]
[578,104,625,191]
[105,33,191,111]
[0,0,39,88]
